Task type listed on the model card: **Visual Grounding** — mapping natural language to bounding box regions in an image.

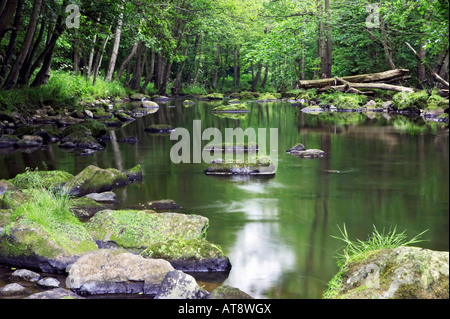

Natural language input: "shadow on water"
[0,98,449,299]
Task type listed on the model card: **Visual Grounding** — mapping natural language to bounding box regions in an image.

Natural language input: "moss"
[239,91,258,100]
[141,238,224,261]
[9,169,74,190]
[256,93,278,101]
[392,91,428,111]
[199,93,224,100]
[85,210,209,251]
[212,103,249,113]
[65,165,129,197]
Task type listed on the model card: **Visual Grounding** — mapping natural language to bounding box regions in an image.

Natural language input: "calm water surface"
[0,99,448,299]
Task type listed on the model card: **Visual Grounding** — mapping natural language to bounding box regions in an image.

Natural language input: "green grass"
[323,224,428,299]
[0,70,129,114]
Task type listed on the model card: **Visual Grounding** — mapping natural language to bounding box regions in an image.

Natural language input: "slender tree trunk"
[106,9,124,81]
[140,47,155,93]
[116,42,138,81]
[0,0,18,44]
[317,0,331,79]
[380,16,396,70]
[251,61,263,91]
[220,44,229,91]
[193,33,204,86]
[3,0,42,90]
[261,65,269,89]
[212,38,220,91]
[0,0,24,84]
[86,34,97,79]
[173,44,190,95]
[92,33,111,86]
[129,42,146,90]
[233,45,241,90]
[73,34,80,76]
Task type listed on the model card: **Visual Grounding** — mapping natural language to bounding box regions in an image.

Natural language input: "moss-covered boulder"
[85,210,209,252]
[141,238,232,272]
[392,91,428,113]
[324,247,449,299]
[256,93,278,103]
[286,148,326,159]
[301,105,324,114]
[64,165,132,197]
[0,214,98,273]
[211,103,249,113]
[69,197,106,219]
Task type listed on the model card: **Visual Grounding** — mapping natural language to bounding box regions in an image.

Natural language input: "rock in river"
[85,210,209,252]
[66,249,174,295]
[325,246,449,299]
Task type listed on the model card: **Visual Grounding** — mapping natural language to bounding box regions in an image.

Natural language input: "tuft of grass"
[323,224,428,299]
[332,224,428,267]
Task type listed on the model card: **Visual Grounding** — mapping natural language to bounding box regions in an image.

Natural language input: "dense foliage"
[0,0,448,101]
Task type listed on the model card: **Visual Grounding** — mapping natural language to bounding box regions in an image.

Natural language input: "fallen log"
[298,69,410,89]
[330,82,415,93]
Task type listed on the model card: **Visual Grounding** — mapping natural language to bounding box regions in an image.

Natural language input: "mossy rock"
[141,238,232,272]
[64,165,130,197]
[85,210,209,252]
[256,93,278,102]
[61,120,106,138]
[301,105,324,113]
[0,209,13,228]
[228,99,240,104]
[0,190,28,209]
[324,247,449,299]
[392,91,428,112]
[211,104,249,113]
[199,93,224,101]
[0,215,98,273]
[144,124,175,134]
[69,197,106,219]
[335,94,367,111]
[206,285,254,299]
[183,100,195,106]
[9,170,74,190]
[239,91,258,100]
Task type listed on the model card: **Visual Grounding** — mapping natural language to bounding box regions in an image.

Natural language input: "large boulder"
[85,210,209,252]
[0,216,98,273]
[206,285,254,299]
[325,246,449,299]
[65,249,174,295]
[64,165,134,197]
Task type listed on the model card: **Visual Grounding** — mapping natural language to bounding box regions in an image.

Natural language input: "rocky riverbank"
[0,164,240,299]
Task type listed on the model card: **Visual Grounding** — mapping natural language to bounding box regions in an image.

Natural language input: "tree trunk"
[317,0,332,79]
[129,42,146,90]
[92,33,111,86]
[261,65,269,89]
[140,47,155,93]
[251,61,263,91]
[0,0,24,84]
[233,45,241,89]
[116,42,138,81]
[193,33,204,86]
[173,44,190,95]
[106,9,123,81]
[211,39,220,91]
[0,0,18,44]
[86,34,97,79]
[380,16,396,70]
[331,82,415,93]
[220,44,229,91]
[3,0,42,90]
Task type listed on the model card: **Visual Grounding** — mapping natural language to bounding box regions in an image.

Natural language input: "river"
[0,98,448,299]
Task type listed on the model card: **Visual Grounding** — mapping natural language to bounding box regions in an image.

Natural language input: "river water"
[0,99,448,299]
